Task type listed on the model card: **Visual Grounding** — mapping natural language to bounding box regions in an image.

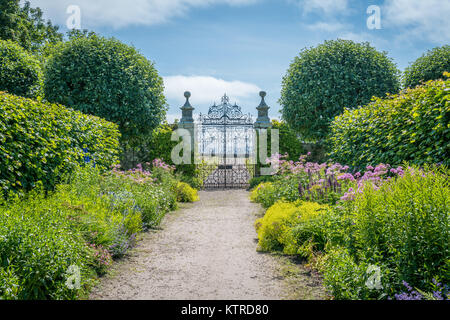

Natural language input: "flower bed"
[251,154,449,300]
[0,159,198,300]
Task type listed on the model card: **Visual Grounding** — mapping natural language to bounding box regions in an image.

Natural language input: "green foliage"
[253,163,449,299]
[122,123,178,170]
[0,0,63,53]
[250,182,278,209]
[0,92,120,197]
[280,39,400,141]
[248,175,274,190]
[340,167,449,297]
[44,34,167,142]
[404,46,450,88]
[0,188,92,300]
[0,164,181,300]
[255,200,330,254]
[271,120,305,161]
[175,182,199,203]
[329,77,450,169]
[255,201,300,252]
[147,124,178,165]
[0,40,43,98]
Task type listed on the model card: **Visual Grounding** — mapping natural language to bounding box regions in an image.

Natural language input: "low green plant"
[175,182,199,203]
[255,200,330,254]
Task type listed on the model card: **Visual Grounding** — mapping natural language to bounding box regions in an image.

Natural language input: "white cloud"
[383,0,450,43]
[306,21,347,32]
[296,0,349,15]
[163,75,261,105]
[27,0,259,28]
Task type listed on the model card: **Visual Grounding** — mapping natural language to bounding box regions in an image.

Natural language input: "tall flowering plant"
[265,153,405,205]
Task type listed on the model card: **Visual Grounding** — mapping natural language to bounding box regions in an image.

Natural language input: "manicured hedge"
[0,92,120,197]
[328,76,450,169]
[403,45,450,88]
[0,40,43,98]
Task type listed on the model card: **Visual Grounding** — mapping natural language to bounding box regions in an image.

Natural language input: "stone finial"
[180,91,194,125]
[254,91,271,129]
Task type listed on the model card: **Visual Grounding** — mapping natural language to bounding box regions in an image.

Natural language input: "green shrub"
[404,46,450,88]
[255,200,329,254]
[0,92,120,197]
[44,33,167,142]
[280,39,400,141]
[329,76,450,169]
[175,182,199,203]
[255,201,300,252]
[0,40,43,98]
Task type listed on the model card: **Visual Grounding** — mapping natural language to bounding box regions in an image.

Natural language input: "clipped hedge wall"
[0,92,120,197]
[328,76,449,169]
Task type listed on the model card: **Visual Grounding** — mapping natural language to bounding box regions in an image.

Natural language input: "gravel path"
[90,190,325,300]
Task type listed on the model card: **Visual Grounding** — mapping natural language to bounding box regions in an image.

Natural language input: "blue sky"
[29,0,450,122]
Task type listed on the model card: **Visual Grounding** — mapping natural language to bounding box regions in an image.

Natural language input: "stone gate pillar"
[178,91,197,164]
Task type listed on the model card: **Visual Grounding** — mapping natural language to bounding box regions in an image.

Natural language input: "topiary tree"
[0,39,43,98]
[280,39,400,142]
[44,34,167,143]
[403,45,450,88]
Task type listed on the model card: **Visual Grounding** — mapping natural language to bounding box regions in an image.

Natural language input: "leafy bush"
[403,46,450,88]
[255,200,330,254]
[0,92,120,197]
[255,201,300,252]
[0,40,43,98]
[175,182,199,203]
[280,39,400,141]
[44,33,167,142]
[329,77,450,169]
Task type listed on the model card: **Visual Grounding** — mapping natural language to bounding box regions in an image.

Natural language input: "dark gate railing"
[200,163,254,189]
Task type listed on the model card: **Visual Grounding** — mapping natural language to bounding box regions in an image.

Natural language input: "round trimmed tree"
[0,39,43,98]
[44,34,167,142]
[403,45,450,88]
[280,39,400,141]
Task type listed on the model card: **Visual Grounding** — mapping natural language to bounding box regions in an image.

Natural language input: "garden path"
[90,190,325,300]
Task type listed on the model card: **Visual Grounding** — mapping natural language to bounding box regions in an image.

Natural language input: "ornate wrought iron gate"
[198,94,255,189]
